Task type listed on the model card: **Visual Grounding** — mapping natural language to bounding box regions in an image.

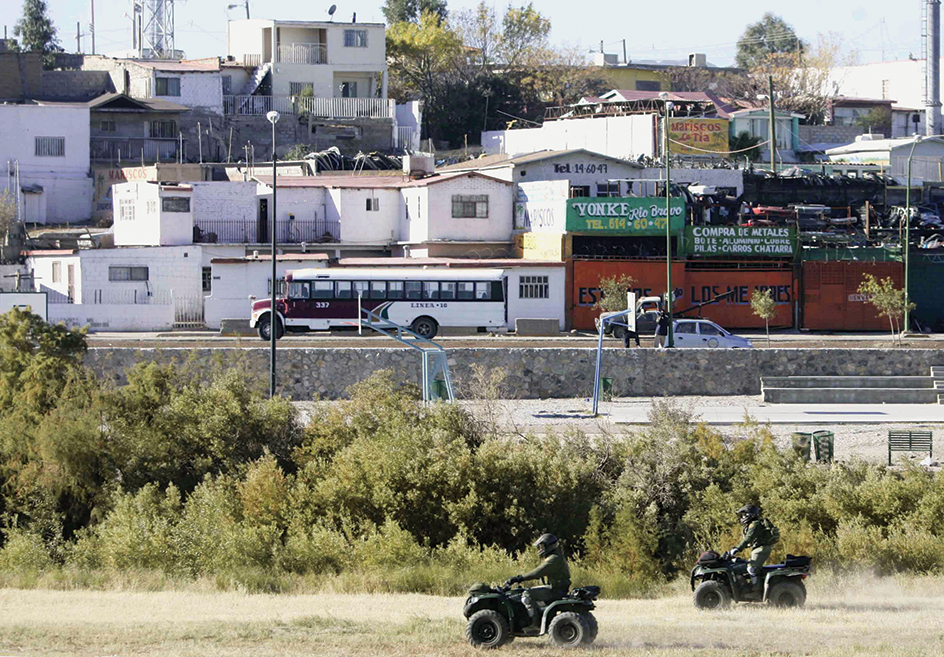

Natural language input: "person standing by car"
[654,311,669,348]
[730,504,780,587]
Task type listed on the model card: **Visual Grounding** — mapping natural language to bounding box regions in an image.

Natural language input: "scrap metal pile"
[299,147,403,172]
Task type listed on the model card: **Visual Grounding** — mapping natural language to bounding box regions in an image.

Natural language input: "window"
[699,323,723,336]
[155,77,181,96]
[289,281,310,298]
[569,186,590,198]
[222,75,232,95]
[881,79,889,100]
[344,29,368,47]
[423,281,440,299]
[52,262,61,283]
[109,266,149,281]
[475,282,492,300]
[406,281,422,299]
[100,120,116,133]
[635,80,661,91]
[388,281,404,299]
[675,322,697,334]
[312,281,333,298]
[370,281,386,299]
[146,200,157,214]
[458,282,475,299]
[353,281,369,298]
[267,278,286,296]
[366,197,380,211]
[440,282,456,299]
[290,82,313,96]
[335,281,352,299]
[340,81,357,98]
[150,120,177,139]
[162,197,190,212]
[519,275,549,299]
[451,194,489,218]
[34,136,65,157]
[596,183,620,198]
[202,267,212,292]
[119,198,135,222]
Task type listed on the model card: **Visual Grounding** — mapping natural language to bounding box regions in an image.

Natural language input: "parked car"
[671,319,753,348]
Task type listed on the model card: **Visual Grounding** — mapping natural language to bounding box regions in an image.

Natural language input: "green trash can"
[813,430,834,462]
[792,432,812,461]
[601,377,614,401]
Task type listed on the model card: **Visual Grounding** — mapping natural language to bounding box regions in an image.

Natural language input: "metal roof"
[437,149,642,172]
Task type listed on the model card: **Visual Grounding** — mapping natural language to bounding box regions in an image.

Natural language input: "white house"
[1,102,93,225]
[826,134,944,182]
[226,18,387,102]
[113,181,195,246]
[482,114,658,159]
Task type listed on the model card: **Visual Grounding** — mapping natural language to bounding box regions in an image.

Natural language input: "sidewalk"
[609,404,944,425]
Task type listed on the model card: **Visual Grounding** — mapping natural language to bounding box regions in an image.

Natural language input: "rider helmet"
[736,504,761,526]
[534,533,559,558]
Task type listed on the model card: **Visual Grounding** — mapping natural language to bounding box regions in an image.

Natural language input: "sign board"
[519,233,565,261]
[515,180,568,232]
[565,197,686,235]
[0,292,48,321]
[682,226,796,257]
[667,118,729,156]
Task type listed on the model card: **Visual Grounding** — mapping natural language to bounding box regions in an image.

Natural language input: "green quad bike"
[463,579,600,649]
[690,549,811,609]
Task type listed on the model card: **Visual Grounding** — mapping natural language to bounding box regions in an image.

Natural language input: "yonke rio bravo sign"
[565,197,686,235]
[668,118,729,155]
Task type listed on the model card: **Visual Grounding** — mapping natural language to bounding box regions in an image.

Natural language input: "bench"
[888,431,933,465]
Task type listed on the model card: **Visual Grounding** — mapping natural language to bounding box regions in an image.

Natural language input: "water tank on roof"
[688,53,707,67]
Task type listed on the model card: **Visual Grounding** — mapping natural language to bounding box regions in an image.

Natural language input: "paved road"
[610,403,944,425]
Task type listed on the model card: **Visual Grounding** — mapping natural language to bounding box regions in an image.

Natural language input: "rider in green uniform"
[509,533,571,626]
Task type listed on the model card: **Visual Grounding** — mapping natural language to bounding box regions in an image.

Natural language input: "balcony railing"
[277,42,327,65]
[193,218,341,244]
[242,53,262,67]
[224,95,394,119]
[91,137,183,163]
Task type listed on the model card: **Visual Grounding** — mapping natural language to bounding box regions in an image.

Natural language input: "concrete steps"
[762,369,944,404]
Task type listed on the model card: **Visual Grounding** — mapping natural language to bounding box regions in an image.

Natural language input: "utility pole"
[768,75,777,174]
[89,0,96,54]
[76,22,85,53]
[622,39,627,64]
[661,92,675,348]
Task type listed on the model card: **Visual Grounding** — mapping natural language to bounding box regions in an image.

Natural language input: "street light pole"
[660,92,675,348]
[904,134,921,333]
[267,110,280,398]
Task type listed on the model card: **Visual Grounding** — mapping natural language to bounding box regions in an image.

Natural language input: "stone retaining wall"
[83,348,944,400]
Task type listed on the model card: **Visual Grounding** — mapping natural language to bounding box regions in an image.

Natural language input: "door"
[697,321,725,348]
[258,198,269,243]
[67,264,75,302]
[674,320,697,347]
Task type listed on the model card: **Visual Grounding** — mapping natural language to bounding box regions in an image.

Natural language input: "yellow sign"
[668,118,729,155]
[520,233,564,261]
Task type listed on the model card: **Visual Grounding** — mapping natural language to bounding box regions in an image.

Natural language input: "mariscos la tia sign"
[565,197,686,235]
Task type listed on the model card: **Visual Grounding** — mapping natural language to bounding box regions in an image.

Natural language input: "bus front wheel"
[411,316,439,339]
[258,314,284,341]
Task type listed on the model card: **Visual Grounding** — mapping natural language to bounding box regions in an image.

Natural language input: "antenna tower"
[136,0,176,59]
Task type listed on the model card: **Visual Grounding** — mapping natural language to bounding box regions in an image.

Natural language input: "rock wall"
[83,347,944,400]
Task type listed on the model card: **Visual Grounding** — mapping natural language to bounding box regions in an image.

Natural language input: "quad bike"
[690,549,811,609]
[463,579,600,649]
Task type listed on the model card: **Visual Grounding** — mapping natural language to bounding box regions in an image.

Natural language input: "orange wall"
[802,261,904,331]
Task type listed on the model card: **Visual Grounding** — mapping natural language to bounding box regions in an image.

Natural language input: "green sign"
[682,226,797,257]
[565,197,686,235]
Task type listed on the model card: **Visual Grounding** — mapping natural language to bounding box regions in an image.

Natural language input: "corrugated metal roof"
[437,149,642,172]
[255,171,510,189]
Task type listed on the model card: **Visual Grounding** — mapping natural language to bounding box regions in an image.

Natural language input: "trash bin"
[813,430,834,462]
[431,379,449,400]
[791,432,812,461]
[601,377,614,400]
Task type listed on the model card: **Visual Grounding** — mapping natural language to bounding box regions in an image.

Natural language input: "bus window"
[458,282,475,299]
[406,281,422,299]
[475,282,491,300]
[441,282,456,299]
[288,281,310,299]
[336,281,352,299]
[354,281,369,298]
[423,281,440,299]
[312,281,333,299]
[370,281,386,299]
[388,281,404,299]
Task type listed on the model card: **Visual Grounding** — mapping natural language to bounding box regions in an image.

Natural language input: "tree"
[453,1,499,69]
[858,274,915,346]
[498,3,550,68]
[593,275,638,338]
[13,0,60,66]
[855,107,892,136]
[735,13,805,69]
[382,0,448,24]
[729,131,763,162]
[0,189,15,239]
[750,288,776,347]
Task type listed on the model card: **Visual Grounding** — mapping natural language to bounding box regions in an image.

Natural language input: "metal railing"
[193,218,341,244]
[224,95,393,118]
[91,138,183,163]
[277,42,327,65]
[242,53,262,67]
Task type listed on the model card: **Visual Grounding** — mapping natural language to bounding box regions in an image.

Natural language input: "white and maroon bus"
[249,268,507,340]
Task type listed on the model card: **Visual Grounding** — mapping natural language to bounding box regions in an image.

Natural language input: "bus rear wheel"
[411,316,439,339]
[258,315,284,341]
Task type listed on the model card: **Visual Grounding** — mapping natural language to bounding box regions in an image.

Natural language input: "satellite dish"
[328,5,337,17]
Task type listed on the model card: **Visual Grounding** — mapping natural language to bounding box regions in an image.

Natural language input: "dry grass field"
[1,574,943,656]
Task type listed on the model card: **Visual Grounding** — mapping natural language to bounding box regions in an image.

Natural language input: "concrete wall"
[506,153,643,197]
[82,347,944,400]
[0,52,42,99]
[425,176,514,241]
[828,60,925,112]
[0,104,92,224]
[333,187,400,242]
[27,254,81,302]
[506,267,567,331]
[50,302,174,332]
[148,71,224,114]
[483,114,657,159]
[797,124,864,146]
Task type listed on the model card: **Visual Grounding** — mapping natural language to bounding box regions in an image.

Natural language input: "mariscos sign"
[683,226,796,257]
[668,118,729,155]
[565,197,686,235]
